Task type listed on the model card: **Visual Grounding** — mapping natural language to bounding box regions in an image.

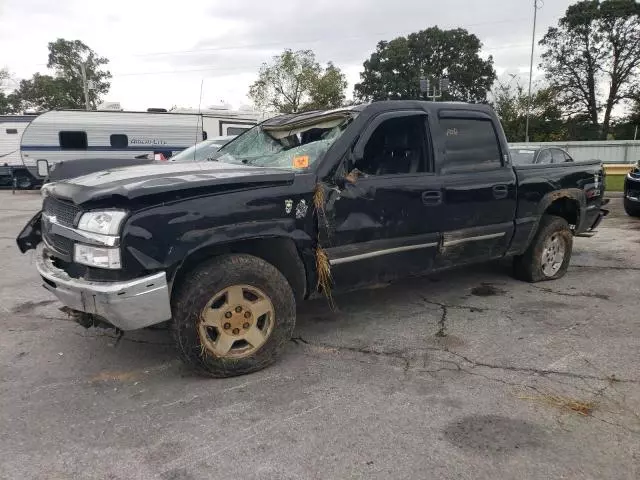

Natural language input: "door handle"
[422,190,442,206]
[492,184,508,199]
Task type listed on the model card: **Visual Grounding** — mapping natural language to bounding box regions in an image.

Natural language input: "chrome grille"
[43,231,74,256]
[42,196,81,258]
[43,197,80,227]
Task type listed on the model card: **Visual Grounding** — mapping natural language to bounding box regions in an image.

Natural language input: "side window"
[6,128,18,134]
[537,150,552,164]
[226,126,249,136]
[439,118,502,174]
[355,115,429,176]
[551,149,566,163]
[110,134,128,148]
[59,131,88,150]
[562,150,573,162]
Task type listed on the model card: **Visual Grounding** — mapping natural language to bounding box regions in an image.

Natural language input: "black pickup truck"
[17,101,608,377]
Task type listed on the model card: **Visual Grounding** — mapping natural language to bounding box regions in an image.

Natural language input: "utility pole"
[79,61,90,110]
[525,0,540,143]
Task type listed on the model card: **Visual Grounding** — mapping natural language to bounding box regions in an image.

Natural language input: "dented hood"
[43,161,295,205]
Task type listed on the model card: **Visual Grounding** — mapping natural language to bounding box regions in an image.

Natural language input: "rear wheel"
[172,254,296,378]
[513,215,573,283]
[624,198,640,217]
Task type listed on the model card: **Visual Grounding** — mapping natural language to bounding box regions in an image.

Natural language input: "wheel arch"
[169,235,311,303]
[538,189,585,230]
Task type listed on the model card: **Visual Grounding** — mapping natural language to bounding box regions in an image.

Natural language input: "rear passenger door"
[434,111,517,268]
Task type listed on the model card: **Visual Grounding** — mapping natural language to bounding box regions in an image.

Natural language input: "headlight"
[78,211,127,235]
[74,244,122,269]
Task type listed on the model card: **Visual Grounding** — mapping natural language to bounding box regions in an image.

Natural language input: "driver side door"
[322,111,443,291]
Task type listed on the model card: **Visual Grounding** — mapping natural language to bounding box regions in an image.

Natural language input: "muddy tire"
[513,215,573,283]
[624,198,640,217]
[171,254,296,378]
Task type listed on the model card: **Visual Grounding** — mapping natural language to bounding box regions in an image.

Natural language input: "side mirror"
[36,159,49,177]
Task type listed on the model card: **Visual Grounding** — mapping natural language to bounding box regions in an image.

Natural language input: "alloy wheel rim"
[541,233,566,277]
[198,284,275,358]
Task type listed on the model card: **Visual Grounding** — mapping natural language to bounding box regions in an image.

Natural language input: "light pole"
[525,0,542,143]
[79,61,90,110]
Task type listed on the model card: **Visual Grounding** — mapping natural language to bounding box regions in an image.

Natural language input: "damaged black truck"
[17,101,608,377]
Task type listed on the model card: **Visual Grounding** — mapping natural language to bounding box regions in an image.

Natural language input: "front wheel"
[624,198,640,217]
[172,254,296,378]
[513,215,573,283]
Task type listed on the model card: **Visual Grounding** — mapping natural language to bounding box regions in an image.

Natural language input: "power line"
[109,42,533,78]
[128,17,531,59]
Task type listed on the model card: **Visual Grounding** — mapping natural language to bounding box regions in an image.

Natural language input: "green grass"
[605,175,625,192]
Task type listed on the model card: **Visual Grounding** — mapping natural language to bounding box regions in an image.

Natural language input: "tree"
[540,0,640,139]
[354,27,496,103]
[491,78,565,141]
[11,39,111,112]
[0,69,16,114]
[248,50,347,113]
[47,38,111,109]
[13,74,79,111]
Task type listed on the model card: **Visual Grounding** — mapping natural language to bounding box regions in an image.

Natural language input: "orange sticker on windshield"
[293,155,309,168]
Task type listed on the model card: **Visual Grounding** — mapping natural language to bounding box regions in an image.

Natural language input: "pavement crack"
[442,349,640,384]
[530,284,610,301]
[572,265,640,272]
[290,336,411,371]
[420,297,449,337]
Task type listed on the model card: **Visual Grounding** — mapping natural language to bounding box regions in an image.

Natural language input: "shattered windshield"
[171,138,234,163]
[212,112,356,170]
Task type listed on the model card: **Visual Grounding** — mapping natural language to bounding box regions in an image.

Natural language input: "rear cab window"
[437,116,503,174]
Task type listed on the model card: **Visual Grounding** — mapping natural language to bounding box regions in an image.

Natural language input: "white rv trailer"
[18,109,260,183]
[0,115,36,187]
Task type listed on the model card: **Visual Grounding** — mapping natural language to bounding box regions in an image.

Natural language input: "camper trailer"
[17,109,261,185]
[0,115,36,188]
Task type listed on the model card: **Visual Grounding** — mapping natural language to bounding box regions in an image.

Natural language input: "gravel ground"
[0,190,638,480]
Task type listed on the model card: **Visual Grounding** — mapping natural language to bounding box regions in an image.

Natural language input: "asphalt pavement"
[0,191,638,480]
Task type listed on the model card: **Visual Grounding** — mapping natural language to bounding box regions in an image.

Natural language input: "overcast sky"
[0,0,574,111]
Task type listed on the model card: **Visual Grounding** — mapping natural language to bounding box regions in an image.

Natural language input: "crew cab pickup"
[16,101,608,377]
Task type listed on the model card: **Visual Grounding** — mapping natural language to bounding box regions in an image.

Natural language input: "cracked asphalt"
[1,191,639,480]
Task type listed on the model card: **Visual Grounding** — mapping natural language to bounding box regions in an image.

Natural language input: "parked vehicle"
[13,110,259,187]
[0,115,37,188]
[170,136,236,162]
[17,101,608,378]
[44,136,236,183]
[510,146,575,165]
[624,160,640,217]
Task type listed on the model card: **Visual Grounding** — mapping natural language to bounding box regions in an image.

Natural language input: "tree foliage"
[248,50,347,113]
[9,39,111,112]
[354,27,496,103]
[540,0,640,139]
[491,79,565,142]
[14,74,79,111]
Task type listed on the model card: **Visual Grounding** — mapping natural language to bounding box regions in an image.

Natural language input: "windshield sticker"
[293,155,310,169]
[446,128,459,137]
[284,199,293,214]
[295,199,308,219]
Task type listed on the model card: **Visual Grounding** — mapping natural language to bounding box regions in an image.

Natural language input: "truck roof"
[261,101,494,130]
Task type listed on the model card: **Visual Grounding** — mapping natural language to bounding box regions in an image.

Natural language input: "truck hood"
[43,161,296,205]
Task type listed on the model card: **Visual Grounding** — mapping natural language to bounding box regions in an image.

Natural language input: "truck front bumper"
[35,244,172,331]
